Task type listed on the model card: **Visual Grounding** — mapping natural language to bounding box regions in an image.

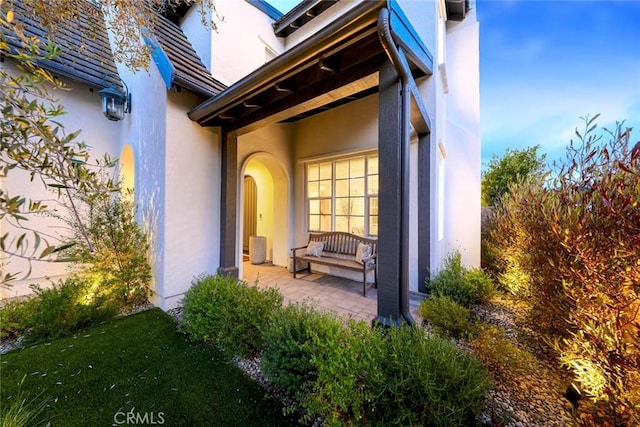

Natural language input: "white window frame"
[305,152,379,237]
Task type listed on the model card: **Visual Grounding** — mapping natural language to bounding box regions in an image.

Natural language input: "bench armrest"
[291,246,307,256]
[362,253,377,263]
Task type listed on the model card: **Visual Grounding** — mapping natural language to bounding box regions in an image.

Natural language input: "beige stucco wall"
[0,62,122,298]
[277,0,481,287]
[2,0,481,306]
[207,0,285,85]
[112,60,168,309]
[162,91,221,309]
[290,96,379,285]
[442,8,481,268]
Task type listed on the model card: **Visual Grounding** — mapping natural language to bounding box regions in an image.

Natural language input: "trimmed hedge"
[180,274,491,425]
[180,274,283,358]
[261,303,339,400]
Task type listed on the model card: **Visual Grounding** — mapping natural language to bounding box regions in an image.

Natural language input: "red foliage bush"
[488,116,639,424]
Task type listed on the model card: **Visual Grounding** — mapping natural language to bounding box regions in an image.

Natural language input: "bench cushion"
[355,242,372,263]
[305,241,325,257]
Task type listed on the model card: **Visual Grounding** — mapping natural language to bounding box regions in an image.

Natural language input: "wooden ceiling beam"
[227,54,385,133]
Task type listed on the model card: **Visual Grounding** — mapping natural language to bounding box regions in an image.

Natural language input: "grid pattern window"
[306,154,379,236]
[307,162,333,232]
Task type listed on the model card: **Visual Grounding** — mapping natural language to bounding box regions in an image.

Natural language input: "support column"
[417,131,431,293]
[218,128,239,278]
[376,60,411,326]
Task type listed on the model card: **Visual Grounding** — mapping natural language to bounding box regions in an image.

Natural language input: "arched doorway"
[240,153,290,268]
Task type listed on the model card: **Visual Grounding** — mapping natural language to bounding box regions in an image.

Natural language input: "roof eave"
[174,76,219,98]
[189,0,386,124]
[246,0,283,21]
[273,0,339,37]
[189,0,433,129]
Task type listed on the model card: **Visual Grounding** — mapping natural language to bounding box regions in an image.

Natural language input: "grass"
[0,308,294,426]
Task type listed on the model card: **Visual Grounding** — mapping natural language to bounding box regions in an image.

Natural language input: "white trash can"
[249,236,266,264]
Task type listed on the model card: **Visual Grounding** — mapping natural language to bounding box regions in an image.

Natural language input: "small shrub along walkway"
[179,274,492,426]
[0,309,294,426]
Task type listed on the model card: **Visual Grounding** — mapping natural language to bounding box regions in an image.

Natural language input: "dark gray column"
[376,60,409,326]
[417,132,431,293]
[217,128,239,278]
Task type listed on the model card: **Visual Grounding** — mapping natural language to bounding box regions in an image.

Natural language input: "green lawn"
[0,308,294,426]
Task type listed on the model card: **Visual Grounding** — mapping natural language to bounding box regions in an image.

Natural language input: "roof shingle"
[4,1,225,98]
[4,0,122,91]
[153,13,225,98]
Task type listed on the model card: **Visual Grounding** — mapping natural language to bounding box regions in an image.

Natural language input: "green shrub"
[65,195,152,310]
[0,298,37,340]
[301,318,386,425]
[25,277,118,343]
[261,303,339,400]
[428,252,496,307]
[377,327,491,427]
[470,324,536,384]
[294,319,490,426]
[419,295,474,339]
[466,268,497,305]
[180,274,283,358]
[428,252,475,306]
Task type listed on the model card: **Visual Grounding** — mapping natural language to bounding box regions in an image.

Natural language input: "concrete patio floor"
[242,261,423,323]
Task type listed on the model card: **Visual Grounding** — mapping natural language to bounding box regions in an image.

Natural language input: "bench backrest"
[308,232,377,256]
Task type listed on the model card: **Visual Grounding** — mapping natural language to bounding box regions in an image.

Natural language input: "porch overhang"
[188,0,432,136]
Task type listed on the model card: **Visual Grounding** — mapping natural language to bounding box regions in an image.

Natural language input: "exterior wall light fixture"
[99,78,131,121]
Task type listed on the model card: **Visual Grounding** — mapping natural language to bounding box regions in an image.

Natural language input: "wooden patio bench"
[291,232,378,296]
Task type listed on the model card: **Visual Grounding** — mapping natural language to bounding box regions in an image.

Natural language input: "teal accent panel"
[144,34,175,89]
[388,0,434,74]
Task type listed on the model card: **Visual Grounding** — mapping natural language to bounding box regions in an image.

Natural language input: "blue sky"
[477,0,640,167]
[269,0,640,167]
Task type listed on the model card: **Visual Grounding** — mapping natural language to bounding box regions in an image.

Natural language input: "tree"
[481,146,547,206]
[0,0,219,284]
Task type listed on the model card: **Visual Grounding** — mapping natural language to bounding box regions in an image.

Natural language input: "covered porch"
[243,261,423,323]
[189,0,433,325]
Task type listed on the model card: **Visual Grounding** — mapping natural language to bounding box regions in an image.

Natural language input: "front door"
[243,175,257,252]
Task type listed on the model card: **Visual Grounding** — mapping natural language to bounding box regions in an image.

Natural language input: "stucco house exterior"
[1,0,480,325]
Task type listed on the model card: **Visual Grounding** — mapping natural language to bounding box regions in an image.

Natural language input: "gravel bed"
[473,300,576,426]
